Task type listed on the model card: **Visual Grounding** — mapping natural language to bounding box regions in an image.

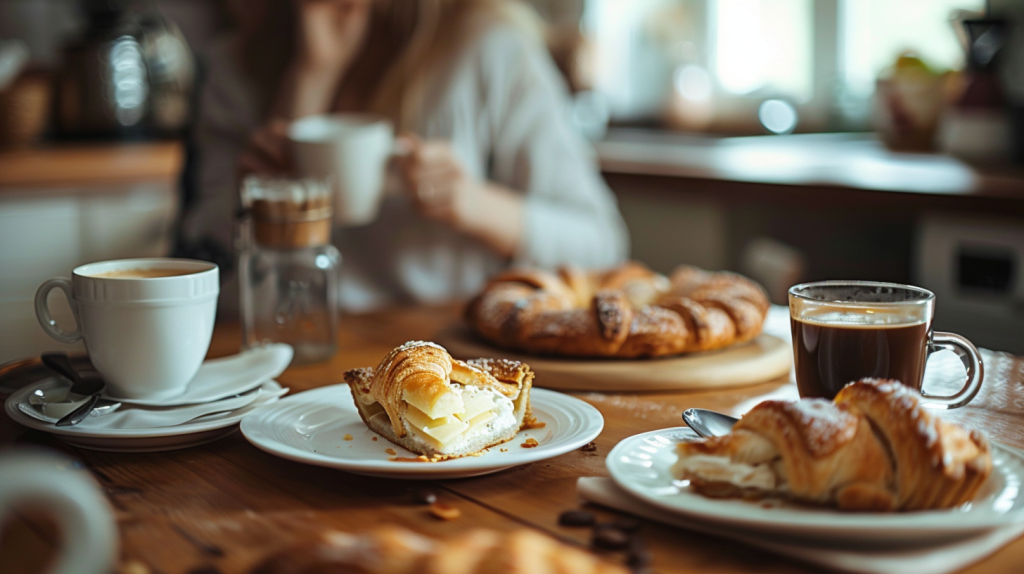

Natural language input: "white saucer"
[105,344,293,406]
[607,427,1024,545]
[5,380,286,452]
[241,385,604,479]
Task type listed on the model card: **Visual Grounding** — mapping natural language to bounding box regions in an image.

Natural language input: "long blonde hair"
[231,0,540,129]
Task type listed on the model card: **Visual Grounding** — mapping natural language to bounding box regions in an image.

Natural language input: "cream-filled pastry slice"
[673,398,896,510]
[344,342,534,460]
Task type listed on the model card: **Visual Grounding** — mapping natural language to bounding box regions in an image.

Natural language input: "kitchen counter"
[0,141,184,193]
[597,129,1024,206]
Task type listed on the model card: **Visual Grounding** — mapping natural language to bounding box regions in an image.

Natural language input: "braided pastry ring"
[465,262,770,358]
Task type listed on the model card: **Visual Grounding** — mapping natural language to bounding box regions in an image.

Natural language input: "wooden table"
[4,304,1024,574]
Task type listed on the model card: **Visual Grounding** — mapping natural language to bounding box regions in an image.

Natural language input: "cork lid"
[241,176,332,248]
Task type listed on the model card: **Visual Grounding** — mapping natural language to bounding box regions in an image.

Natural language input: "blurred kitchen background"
[2,0,1024,359]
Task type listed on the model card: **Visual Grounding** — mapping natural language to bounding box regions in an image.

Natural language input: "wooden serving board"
[434,324,792,392]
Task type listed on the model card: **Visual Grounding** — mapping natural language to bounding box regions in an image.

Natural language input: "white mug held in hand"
[289,113,396,226]
[35,258,219,400]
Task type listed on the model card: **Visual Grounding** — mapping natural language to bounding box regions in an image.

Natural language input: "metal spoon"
[682,408,739,438]
[30,388,120,418]
[54,372,105,427]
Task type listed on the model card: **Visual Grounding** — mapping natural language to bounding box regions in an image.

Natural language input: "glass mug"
[789,281,983,409]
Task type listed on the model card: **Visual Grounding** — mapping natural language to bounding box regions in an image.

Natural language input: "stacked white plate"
[4,344,293,452]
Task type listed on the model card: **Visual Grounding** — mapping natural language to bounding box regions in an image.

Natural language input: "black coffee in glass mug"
[789,281,983,408]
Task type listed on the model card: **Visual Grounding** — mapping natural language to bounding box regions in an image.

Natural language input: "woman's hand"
[238,119,291,177]
[397,134,524,257]
[397,134,477,226]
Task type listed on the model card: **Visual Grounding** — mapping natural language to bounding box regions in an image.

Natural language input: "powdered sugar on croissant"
[674,379,992,511]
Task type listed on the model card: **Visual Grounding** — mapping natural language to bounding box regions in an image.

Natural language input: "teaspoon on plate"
[681,408,739,438]
[39,352,109,426]
[29,388,120,418]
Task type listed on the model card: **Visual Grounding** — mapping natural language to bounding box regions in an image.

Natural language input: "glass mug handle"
[34,277,82,344]
[921,331,985,409]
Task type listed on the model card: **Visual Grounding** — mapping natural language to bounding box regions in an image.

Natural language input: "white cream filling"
[674,454,779,492]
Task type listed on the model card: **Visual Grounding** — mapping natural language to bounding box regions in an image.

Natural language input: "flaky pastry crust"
[834,378,992,510]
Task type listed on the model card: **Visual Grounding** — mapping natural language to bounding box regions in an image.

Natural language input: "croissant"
[834,378,992,510]
[673,379,992,511]
[343,341,534,460]
[251,526,629,574]
[675,397,896,511]
[465,262,770,358]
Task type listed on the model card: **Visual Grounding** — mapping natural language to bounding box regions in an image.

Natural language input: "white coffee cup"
[289,113,395,226]
[34,258,219,400]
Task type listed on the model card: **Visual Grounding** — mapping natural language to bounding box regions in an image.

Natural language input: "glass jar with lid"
[238,176,340,364]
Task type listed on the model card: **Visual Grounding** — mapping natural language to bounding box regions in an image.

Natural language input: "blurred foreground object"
[0,449,118,574]
[251,525,628,574]
[939,18,1012,161]
[872,54,951,152]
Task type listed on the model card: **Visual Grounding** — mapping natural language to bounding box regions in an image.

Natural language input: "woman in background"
[183,0,628,310]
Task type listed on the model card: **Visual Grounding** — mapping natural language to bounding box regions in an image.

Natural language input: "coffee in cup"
[35,258,219,400]
[88,267,200,279]
[789,281,983,408]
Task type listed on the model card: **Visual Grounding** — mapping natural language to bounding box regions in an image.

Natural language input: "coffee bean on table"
[626,539,652,568]
[558,510,597,527]
[611,517,642,533]
[412,488,437,505]
[591,525,630,550]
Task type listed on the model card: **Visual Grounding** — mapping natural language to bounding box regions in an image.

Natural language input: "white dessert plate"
[104,343,293,406]
[240,385,604,479]
[607,427,1024,545]
[5,379,286,452]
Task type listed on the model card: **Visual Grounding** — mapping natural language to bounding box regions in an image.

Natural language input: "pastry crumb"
[579,441,597,453]
[385,448,397,455]
[343,434,353,441]
[428,502,461,521]
[500,448,508,452]
[118,560,151,574]
[372,436,378,441]
[521,438,540,448]
[522,418,546,430]
[390,455,435,463]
